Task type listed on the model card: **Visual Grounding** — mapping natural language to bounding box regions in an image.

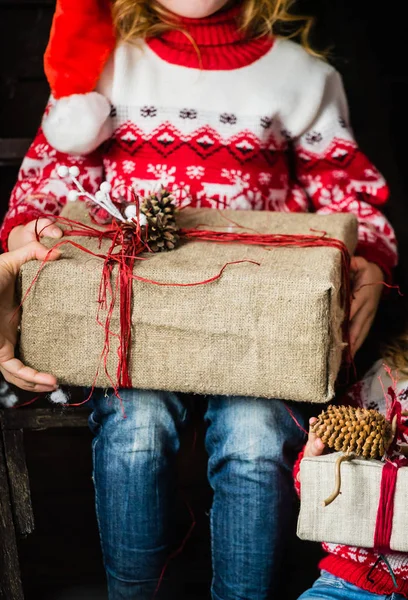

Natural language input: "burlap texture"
[19,203,357,402]
[297,453,408,551]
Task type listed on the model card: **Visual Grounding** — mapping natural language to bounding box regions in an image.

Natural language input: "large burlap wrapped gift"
[19,203,357,402]
[297,452,408,551]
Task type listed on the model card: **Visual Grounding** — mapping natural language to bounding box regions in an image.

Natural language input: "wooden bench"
[0,397,214,600]
[0,406,89,600]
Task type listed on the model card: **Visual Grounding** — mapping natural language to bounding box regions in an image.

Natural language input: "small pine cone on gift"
[140,189,179,252]
[311,405,394,460]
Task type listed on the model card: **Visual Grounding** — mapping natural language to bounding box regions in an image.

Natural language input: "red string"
[353,281,403,296]
[153,496,196,599]
[153,423,198,599]
[129,259,261,287]
[373,460,399,552]
[284,404,308,435]
[13,395,40,409]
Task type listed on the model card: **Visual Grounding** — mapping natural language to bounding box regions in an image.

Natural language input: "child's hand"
[0,242,60,392]
[349,257,383,357]
[8,218,63,251]
[304,417,326,458]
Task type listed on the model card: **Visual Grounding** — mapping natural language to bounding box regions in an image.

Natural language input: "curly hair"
[382,332,408,375]
[112,0,320,56]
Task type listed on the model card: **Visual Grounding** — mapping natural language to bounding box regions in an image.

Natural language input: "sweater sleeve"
[292,69,398,279]
[1,122,104,251]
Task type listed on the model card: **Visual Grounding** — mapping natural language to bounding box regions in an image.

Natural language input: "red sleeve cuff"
[0,209,44,252]
[293,448,305,496]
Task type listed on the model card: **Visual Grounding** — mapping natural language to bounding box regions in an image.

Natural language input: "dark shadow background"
[0,1,407,598]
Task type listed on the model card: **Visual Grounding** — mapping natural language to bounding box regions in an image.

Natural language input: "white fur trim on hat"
[42,92,113,155]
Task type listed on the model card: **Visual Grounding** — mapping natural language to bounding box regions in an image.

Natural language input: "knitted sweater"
[0,6,397,278]
[294,361,408,597]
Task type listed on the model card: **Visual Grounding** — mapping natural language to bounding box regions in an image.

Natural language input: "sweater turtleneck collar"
[146,4,274,70]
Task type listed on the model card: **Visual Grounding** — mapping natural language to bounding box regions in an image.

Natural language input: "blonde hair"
[112,0,320,57]
[382,331,408,376]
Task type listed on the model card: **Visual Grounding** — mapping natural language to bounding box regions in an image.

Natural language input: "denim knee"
[89,388,188,455]
[205,396,306,470]
[89,388,187,586]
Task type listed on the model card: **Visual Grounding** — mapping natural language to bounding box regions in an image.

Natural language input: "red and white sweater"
[294,362,408,597]
[0,6,398,276]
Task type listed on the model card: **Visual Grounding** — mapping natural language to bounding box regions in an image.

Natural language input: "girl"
[296,334,408,599]
[0,1,398,598]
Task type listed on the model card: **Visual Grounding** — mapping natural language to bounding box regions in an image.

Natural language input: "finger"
[351,313,375,356]
[0,375,57,393]
[0,358,57,387]
[0,241,61,277]
[304,418,325,456]
[350,300,373,338]
[26,218,63,239]
[350,256,359,273]
[350,291,367,321]
[349,305,366,348]
[308,417,318,440]
[349,257,368,300]
[350,307,375,356]
[0,366,57,392]
[305,436,325,457]
[312,437,325,455]
[40,226,63,239]
[350,256,366,273]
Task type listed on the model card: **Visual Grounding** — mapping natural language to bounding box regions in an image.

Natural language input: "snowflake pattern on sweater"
[0,15,398,280]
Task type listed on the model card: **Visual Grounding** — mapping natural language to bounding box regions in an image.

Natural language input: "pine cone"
[140,189,179,252]
[311,405,394,459]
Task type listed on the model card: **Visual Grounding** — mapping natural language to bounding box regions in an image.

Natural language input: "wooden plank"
[3,430,34,537]
[0,429,24,600]
[1,408,89,431]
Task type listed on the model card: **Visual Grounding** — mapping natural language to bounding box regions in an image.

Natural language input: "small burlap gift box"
[19,204,357,402]
[297,452,408,551]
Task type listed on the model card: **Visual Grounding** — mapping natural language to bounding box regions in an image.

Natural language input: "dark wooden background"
[1,1,407,598]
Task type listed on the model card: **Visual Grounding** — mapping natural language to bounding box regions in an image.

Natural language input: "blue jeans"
[89,388,307,600]
[298,571,407,600]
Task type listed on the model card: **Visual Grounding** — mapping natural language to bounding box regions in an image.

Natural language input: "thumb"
[0,241,61,277]
[307,417,325,456]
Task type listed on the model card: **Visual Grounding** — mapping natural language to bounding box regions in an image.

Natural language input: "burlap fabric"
[19,203,357,402]
[297,452,408,551]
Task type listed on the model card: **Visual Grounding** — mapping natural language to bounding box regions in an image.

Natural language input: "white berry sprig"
[123,204,147,227]
[57,165,126,223]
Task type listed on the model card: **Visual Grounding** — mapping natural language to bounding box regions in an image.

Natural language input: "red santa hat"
[42,0,116,155]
